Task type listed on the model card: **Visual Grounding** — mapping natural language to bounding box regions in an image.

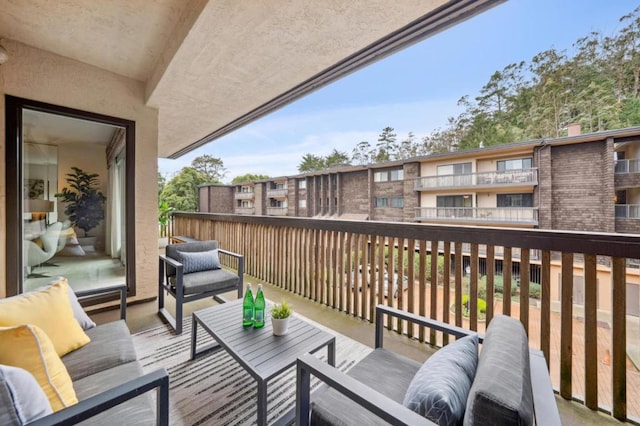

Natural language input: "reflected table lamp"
[26,199,54,225]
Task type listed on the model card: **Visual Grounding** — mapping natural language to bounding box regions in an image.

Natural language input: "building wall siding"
[339,170,370,217]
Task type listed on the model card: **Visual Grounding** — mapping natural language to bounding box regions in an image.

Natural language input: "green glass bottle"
[254,284,266,328]
[242,284,254,327]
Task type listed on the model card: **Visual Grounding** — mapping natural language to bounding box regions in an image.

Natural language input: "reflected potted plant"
[270,299,292,336]
[55,167,106,249]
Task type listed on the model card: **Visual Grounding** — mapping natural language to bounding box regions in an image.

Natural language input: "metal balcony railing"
[614,204,640,218]
[234,192,254,200]
[235,207,255,215]
[414,168,538,190]
[614,159,640,174]
[414,207,538,225]
[267,207,288,216]
[266,188,288,198]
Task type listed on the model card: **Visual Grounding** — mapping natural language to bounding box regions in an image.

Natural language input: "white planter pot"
[271,317,290,336]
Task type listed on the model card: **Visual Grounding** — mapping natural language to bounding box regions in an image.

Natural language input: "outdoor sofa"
[0,279,169,425]
[296,305,561,425]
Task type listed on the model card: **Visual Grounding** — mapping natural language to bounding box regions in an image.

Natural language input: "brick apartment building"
[199,125,640,236]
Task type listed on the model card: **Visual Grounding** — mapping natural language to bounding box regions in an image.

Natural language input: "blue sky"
[159,0,635,182]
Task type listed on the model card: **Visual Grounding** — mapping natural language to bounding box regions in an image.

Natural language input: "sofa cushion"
[73,362,155,426]
[403,334,478,425]
[176,249,220,274]
[0,324,78,412]
[464,315,534,426]
[62,320,138,382]
[0,365,53,425]
[311,348,422,425]
[170,268,240,295]
[0,279,90,356]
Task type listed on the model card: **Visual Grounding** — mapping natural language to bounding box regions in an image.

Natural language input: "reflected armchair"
[25,222,62,277]
[158,240,244,334]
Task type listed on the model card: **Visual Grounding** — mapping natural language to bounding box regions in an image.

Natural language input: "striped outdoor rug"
[131,315,372,425]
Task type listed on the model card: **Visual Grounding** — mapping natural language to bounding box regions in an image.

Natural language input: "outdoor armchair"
[158,240,244,334]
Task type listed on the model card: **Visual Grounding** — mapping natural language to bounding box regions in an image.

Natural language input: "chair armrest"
[529,349,561,425]
[218,249,244,284]
[27,368,169,426]
[75,284,127,321]
[374,305,478,348]
[296,354,434,426]
[159,254,183,269]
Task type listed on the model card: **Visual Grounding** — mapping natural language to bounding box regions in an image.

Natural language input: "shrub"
[528,283,541,299]
[461,294,487,313]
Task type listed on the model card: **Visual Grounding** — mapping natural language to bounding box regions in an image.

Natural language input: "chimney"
[567,122,581,137]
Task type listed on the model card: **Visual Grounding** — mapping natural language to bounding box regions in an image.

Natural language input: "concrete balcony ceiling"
[0,0,502,158]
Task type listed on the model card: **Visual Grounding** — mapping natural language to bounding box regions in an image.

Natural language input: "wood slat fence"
[172,212,640,422]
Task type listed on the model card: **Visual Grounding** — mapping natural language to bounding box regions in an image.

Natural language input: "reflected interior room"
[22,110,127,293]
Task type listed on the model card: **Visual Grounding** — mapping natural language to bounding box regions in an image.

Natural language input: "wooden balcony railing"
[267,188,288,198]
[267,207,288,216]
[235,207,255,215]
[414,168,538,191]
[171,212,640,422]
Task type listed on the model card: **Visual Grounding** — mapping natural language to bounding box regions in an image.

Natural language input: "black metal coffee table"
[191,299,336,425]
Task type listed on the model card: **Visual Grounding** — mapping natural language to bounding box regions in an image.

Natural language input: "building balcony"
[235,207,255,215]
[414,207,539,225]
[414,168,538,191]
[171,212,640,423]
[266,188,288,198]
[615,159,640,174]
[234,192,255,200]
[267,207,288,216]
[615,204,640,218]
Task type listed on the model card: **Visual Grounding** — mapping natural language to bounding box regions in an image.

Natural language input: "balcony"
[414,168,538,191]
[234,191,254,200]
[615,204,640,218]
[267,207,288,216]
[235,207,255,215]
[615,159,640,174]
[172,212,640,423]
[415,207,539,225]
[267,188,288,198]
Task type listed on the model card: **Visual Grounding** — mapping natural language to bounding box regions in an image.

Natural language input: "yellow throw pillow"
[0,324,78,411]
[0,279,90,356]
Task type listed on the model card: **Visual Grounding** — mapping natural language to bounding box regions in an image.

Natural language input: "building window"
[298,179,306,189]
[390,197,404,208]
[437,162,472,175]
[497,193,533,207]
[299,199,307,208]
[374,197,388,207]
[374,168,404,182]
[436,195,472,207]
[497,158,532,171]
[241,186,251,193]
[374,171,388,182]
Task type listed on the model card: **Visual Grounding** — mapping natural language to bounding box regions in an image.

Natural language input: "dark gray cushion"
[73,362,155,426]
[176,249,220,274]
[311,348,421,425]
[0,365,52,425]
[62,320,137,381]
[403,334,478,426]
[463,315,534,426]
[166,240,218,276]
[170,268,240,295]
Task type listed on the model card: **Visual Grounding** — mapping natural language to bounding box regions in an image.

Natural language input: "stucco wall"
[0,40,159,300]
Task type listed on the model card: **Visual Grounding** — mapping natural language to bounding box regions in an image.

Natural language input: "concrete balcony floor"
[91,281,625,425]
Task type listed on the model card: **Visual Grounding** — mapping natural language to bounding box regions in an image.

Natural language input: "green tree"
[191,154,226,183]
[159,167,208,211]
[231,173,270,184]
[351,141,373,165]
[374,127,398,162]
[324,149,350,167]
[157,172,166,198]
[298,153,326,172]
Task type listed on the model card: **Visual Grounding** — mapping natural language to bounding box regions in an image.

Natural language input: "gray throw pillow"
[403,334,478,426]
[177,249,221,274]
[0,365,53,425]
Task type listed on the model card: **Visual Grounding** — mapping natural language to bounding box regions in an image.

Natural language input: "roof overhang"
[0,0,505,158]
